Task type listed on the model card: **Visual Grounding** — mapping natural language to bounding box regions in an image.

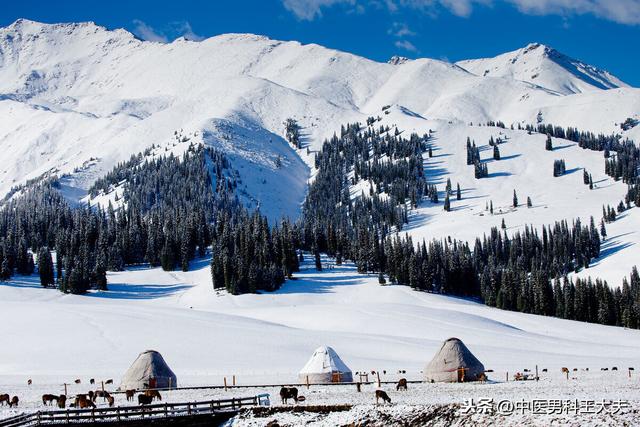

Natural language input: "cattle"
[279,387,299,404]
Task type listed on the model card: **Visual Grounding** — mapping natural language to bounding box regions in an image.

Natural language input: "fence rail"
[0,395,267,427]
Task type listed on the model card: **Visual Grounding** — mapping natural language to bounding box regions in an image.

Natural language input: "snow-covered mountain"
[0,20,637,220]
[456,42,629,95]
[0,19,639,283]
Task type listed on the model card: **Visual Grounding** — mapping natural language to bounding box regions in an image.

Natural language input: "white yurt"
[423,337,485,383]
[118,350,177,391]
[298,346,353,383]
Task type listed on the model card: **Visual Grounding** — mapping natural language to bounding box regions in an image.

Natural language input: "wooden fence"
[0,394,268,427]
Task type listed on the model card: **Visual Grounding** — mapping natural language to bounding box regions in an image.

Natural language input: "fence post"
[224,377,227,391]
[535,365,539,381]
[376,372,381,388]
[306,375,310,389]
[117,408,121,422]
[506,372,508,382]
[233,375,236,386]
[165,403,168,417]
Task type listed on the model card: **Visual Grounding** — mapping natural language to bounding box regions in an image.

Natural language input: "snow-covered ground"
[1,255,640,423]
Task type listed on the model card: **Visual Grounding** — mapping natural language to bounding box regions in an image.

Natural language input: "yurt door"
[331,372,341,383]
[457,368,466,383]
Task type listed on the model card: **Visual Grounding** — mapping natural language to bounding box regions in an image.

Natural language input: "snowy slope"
[1,255,639,383]
[457,43,629,95]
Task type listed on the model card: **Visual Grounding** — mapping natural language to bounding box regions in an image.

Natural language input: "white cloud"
[281,0,640,24]
[132,20,205,43]
[395,39,419,52]
[132,19,168,43]
[506,0,640,25]
[170,21,205,41]
[388,21,417,37]
[282,0,357,20]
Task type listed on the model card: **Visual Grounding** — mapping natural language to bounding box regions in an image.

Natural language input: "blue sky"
[1,0,639,86]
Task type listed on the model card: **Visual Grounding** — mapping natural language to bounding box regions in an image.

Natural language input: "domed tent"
[423,338,485,383]
[298,346,353,384]
[118,350,177,391]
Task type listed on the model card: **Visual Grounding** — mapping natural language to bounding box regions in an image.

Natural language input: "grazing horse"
[27,379,32,386]
[125,390,135,401]
[76,396,95,409]
[561,367,569,374]
[9,396,19,408]
[74,379,81,384]
[106,395,115,407]
[144,390,162,401]
[57,395,67,409]
[279,387,299,404]
[105,379,113,385]
[0,394,10,406]
[90,379,95,385]
[88,391,95,401]
[375,390,391,405]
[396,378,408,391]
[138,394,154,405]
[42,394,58,406]
[93,390,111,402]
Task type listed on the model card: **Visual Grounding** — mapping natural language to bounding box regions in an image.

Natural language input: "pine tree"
[37,247,55,288]
[501,218,506,229]
[513,190,518,208]
[314,251,322,271]
[444,194,451,212]
[527,196,532,208]
[493,144,500,160]
[545,134,553,151]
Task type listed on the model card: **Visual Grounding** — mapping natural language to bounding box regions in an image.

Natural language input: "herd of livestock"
[0,378,164,411]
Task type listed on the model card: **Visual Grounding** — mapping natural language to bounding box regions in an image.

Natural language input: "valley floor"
[1,255,640,425]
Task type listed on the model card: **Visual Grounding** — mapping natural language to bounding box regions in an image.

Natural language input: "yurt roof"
[299,346,351,374]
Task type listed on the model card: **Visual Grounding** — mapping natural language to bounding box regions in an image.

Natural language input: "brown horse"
[42,394,58,406]
[105,379,113,385]
[375,390,391,405]
[125,390,135,401]
[106,395,115,407]
[57,395,67,409]
[9,396,19,408]
[279,387,298,404]
[93,390,111,402]
[144,390,162,401]
[0,394,9,406]
[396,378,408,391]
[74,396,95,409]
[138,394,153,405]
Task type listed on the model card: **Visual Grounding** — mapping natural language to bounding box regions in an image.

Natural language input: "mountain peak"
[456,43,628,95]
